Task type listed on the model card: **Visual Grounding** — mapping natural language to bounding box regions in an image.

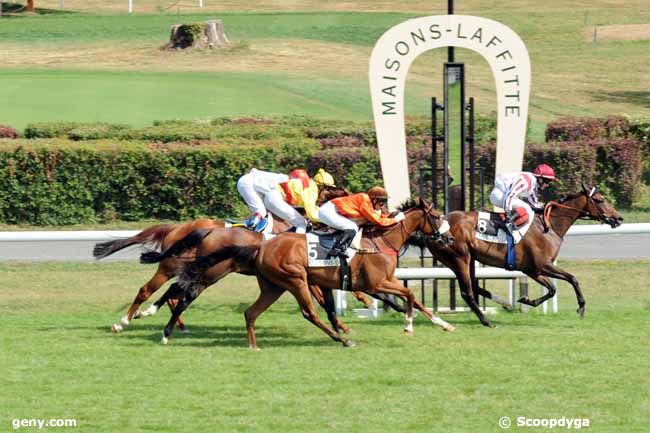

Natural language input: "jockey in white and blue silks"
[237,168,291,232]
[489,164,556,232]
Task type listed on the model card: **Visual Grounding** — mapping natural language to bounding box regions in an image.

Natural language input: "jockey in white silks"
[489,164,556,233]
[236,168,336,233]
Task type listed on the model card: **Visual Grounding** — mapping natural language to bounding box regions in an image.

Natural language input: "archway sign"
[369,15,531,209]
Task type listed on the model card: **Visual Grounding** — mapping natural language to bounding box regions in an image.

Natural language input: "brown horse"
[138,226,366,340]
[170,198,455,349]
[94,187,372,332]
[425,182,623,327]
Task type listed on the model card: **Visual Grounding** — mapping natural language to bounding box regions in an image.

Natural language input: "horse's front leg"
[540,262,585,318]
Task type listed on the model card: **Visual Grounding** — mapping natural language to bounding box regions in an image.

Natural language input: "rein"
[366,204,444,256]
[542,194,603,233]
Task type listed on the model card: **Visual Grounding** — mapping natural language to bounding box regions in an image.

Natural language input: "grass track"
[1,260,649,432]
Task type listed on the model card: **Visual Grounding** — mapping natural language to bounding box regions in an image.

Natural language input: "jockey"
[489,163,556,232]
[237,168,336,233]
[276,168,336,232]
[319,186,405,257]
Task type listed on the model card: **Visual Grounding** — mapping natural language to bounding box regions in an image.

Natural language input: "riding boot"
[327,229,357,258]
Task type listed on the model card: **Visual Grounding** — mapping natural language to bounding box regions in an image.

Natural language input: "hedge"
[475,138,643,207]
[0,139,318,224]
[0,124,19,139]
[2,114,645,224]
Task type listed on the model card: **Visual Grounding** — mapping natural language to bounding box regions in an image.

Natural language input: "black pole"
[448,0,455,62]
[431,97,437,207]
[468,97,476,210]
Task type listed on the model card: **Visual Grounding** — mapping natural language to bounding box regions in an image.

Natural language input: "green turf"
[0,69,374,129]
[1,260,648,433]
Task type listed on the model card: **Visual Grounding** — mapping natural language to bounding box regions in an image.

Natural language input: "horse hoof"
[111,323,123,333]
[443,325,456,332]
[342,340,356,348]
[161,334,169,345]
[133,310,142,319]
[249,345,261,352]
[403,329,414,336]
[502,304,515,311]
[577,307,585,318]
[178,327,188,334]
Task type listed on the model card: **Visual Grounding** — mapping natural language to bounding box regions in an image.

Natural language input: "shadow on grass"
[95,324,338,348]
[589,90,650,108]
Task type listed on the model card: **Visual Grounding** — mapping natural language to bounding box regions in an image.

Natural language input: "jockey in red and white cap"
[489,164,556,232]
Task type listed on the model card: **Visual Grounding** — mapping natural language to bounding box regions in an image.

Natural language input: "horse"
[94,186,373,332]
[424,182,623,328]
[138,226,368,340]
[168,198,454,349]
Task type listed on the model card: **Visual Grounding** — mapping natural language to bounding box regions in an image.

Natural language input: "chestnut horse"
[425,182,623,328]
[170,198,454,349]
[94,187,372,332]
[138,226,366,339]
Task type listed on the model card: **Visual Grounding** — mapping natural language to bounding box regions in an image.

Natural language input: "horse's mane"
[397,198,419,212]
[558,190,586,203]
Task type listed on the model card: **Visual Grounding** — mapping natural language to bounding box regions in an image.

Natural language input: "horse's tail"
[139,229,212,264]
[93,224,176,259]
[178,245,259,290]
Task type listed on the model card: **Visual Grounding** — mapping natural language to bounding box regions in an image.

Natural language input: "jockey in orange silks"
[318,186,405,256]
[489,164,556,232]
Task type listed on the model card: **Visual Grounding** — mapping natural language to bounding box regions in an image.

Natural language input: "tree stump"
[165,19,230,50]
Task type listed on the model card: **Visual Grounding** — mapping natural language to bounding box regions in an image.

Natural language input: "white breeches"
[490,188,530,214]
[318,201,358,231]
[263,189,308,230]
[237,173,267,216]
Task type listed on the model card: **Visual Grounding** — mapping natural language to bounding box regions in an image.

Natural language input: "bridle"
[370,202,449,255]
[542,187,614,232]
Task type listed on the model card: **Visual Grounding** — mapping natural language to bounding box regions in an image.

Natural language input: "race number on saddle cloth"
[475,208,534,244]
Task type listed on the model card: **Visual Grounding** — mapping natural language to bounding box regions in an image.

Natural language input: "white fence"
[1,223,648,315]
[2,223,648,242]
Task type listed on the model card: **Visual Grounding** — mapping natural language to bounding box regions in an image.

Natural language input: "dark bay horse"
[94,187,372,332]
[425,183,623,327]
[170,198,454,349]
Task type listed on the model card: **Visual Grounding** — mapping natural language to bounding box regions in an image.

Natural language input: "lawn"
[1,4,650,134]
[1,259,649,433]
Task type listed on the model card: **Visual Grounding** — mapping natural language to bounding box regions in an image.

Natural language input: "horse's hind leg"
[161,282,205,344]
[112,269,170,333]
[518,274,557,309]
[245,275,286,350]
[539,263,585,318]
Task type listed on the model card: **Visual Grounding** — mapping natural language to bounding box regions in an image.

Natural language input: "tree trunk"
[165,20,230,50]
[26,0,35,12]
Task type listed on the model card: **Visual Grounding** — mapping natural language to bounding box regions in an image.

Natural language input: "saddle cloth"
[306,230,361,267]
[475,210,533,244]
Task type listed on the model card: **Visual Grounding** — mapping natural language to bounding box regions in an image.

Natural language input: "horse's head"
[579,181,624,228]
[400,197,453,246]
[316,186,348,205]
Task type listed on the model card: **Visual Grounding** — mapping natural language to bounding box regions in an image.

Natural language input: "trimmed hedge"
[2,114,646,225]
[475,138,643,207]
[0,139,317,224]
